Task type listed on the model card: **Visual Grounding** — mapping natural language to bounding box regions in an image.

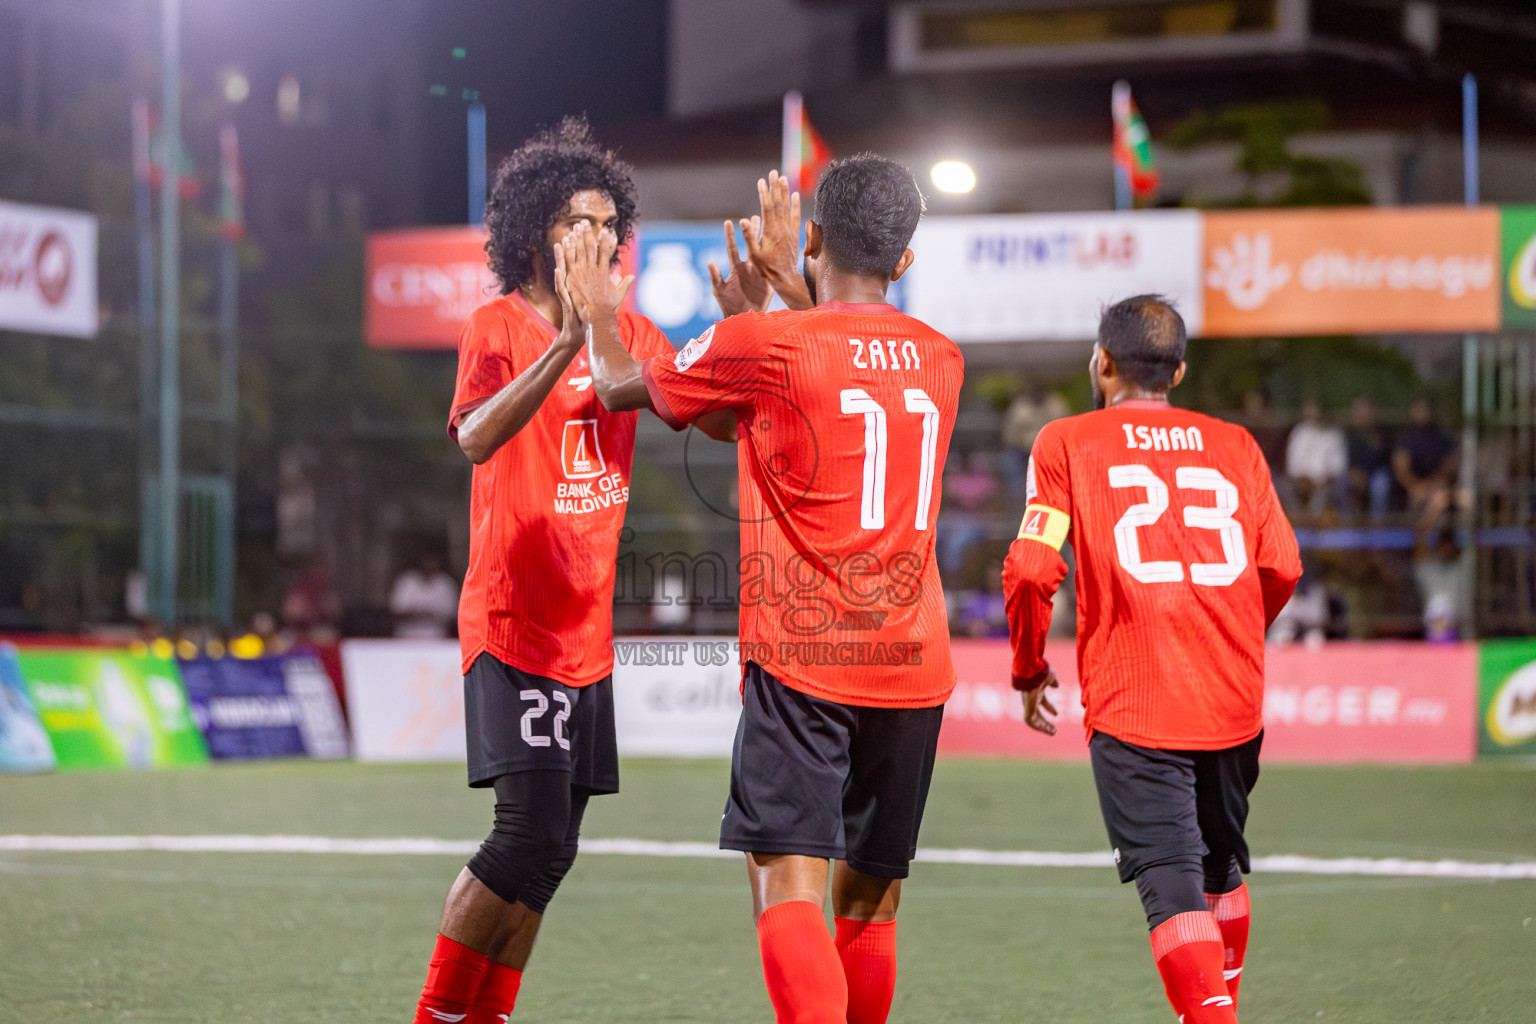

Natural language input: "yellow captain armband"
[1017,503,1070,551]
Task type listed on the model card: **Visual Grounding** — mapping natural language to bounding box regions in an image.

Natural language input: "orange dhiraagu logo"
[561,419,607,480]
[1487,661,1536,747]
[1202,207,1501,336]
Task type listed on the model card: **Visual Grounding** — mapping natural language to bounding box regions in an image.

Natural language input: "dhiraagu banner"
[1501,205,1536,331]
[16,649,207,769]
[1478,639,1536,756]
[0,643,55,772]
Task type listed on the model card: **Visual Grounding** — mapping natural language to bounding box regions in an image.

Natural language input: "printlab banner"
[180,651,349,760]
[941,640,1477,764]
[1477,639,1536,756]
[902,211,1205,342]
[15,648,207,769]
[0,200,98,339]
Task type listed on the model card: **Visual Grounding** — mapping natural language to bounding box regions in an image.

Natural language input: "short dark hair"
[483,116,638,294]
[1098,294,1187,391]
[812,154,926,277]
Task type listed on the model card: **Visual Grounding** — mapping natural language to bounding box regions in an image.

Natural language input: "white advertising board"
[903,211,1203,342]
[0,200,98,339]
[341,639,467,763]
[341,638,743,762]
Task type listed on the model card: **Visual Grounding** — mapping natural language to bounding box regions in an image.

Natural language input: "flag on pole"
[147,108,202,200]
[782,90,832,197]
[217,124,245,242]
[1112,80,1159,208]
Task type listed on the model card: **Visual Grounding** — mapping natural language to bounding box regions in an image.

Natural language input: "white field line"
[1,835,1535,880]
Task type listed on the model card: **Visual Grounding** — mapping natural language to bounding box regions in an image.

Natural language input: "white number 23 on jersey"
[1107,464,1246,586]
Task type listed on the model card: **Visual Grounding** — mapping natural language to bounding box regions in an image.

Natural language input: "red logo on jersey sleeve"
[561,419,607,480]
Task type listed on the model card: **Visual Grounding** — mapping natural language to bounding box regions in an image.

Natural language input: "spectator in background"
[957,559,1010,638]
[1393,397,1463,532]
[1285,400,1346,519]
[1268,561,1332,648]
[389,553,461,638]
[1241,389,1288,477]
[282,561,341,639]
[1414,530,1472,642]
[939,451,1001,575]
[1001,382,1071,499]
[1343,396,1392,522]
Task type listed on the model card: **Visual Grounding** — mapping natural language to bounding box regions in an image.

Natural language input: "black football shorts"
[719,661,944,879]
[463,652,619,793]
[1089,729,1262,884]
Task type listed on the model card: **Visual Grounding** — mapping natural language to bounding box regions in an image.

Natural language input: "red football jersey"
[1004,400,1301,748]
[450,291,674,683]
[643,301,964,708]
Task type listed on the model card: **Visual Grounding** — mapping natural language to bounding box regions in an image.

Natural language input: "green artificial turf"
[1,758,1532,1023]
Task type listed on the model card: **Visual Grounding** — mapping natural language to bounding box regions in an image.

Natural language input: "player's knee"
[517,834,579,914]
[464,795,569,906]
[1133,858,1208,931]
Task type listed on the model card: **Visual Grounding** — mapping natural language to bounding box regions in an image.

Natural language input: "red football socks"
[834,916,898,1024]
[1205,883,1251,1005]
[1149,911,1237,1023]
[757,901,848,1024]
[414,934,488,1024]
[469,959,523,1024]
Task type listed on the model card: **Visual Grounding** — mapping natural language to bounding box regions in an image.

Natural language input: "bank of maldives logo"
[561,419,606,480]
[1206,231,1290,310]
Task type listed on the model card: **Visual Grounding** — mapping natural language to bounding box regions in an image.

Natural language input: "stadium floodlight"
[930,160,976,194]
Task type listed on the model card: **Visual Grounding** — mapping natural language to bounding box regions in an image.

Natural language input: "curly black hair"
[483,116,638,294]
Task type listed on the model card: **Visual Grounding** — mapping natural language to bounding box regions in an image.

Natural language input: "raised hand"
[560,221,634,323]
[744,170,814,311]
[707,217,773,317]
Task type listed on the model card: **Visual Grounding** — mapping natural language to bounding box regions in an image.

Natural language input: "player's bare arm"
[708,215,773,316]
[1016,665,1061,736]
[454,268,584,464]
[744,170,815,311]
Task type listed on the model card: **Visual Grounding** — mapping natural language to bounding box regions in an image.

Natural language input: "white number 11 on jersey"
[840,388,940,531]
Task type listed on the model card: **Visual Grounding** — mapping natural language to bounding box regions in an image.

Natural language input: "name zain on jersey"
[1121,423,1205,452]
[848,338,922,371]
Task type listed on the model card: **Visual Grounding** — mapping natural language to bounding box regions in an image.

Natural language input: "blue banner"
[181,651,348,760]
[0,643,55,772]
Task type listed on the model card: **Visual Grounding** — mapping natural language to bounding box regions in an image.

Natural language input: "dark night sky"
[414,0,668,223]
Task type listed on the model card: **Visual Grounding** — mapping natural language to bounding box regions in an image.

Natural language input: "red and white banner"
[941,640,1477,763]
[0,200,98,339]
[364,228,497,349]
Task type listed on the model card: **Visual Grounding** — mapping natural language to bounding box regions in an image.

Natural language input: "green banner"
[1478,639,1536,756]
[1500,205,1536,330]
[16,649,208,769]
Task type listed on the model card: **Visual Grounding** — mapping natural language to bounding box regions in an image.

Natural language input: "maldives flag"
[782,90,832,197]
[1112,80,1159,205]
[217,124,245,242]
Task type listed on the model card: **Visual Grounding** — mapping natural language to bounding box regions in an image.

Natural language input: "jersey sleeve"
[448,305,517,440]
[1003,420,1072,685]
[1248,434,1303,627]
[641,313,773,429]
[621,312,677,362]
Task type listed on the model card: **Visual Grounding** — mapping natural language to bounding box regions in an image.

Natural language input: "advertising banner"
[364,228,498,349]
[1202,207,1500,337]
[939,640,1477,763]
[0,200,98,339]
[611,637,742,756]
[633,223,744,344]
[0,643,55,772]
[15,649,207,769]
[1478,639,1536,756]
[902,211,1204,342]
[1499,205,1536,331]
[341,639,467,762]
[180,652,349,760]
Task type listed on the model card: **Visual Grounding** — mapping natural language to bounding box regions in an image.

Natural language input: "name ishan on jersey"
[1121,423,1205,452]
[848,337,923,372]
[554,471,630,515]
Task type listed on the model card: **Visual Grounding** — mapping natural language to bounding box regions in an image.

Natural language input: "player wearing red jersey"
[567,155,962,1024]
[1004,296,1301,1023]
[412,118,733,1024]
